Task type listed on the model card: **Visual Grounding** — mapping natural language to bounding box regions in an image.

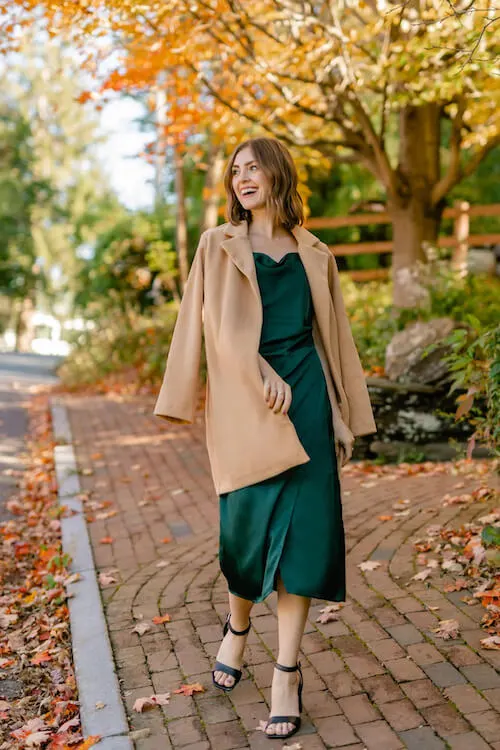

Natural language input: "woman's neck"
[248,213,289,239]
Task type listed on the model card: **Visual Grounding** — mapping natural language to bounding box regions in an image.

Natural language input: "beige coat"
[154,221,376,494]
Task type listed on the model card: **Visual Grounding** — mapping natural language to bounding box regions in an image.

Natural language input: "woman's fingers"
[282,386,292,415]
[273,387,286,413]
[263,377,291,413]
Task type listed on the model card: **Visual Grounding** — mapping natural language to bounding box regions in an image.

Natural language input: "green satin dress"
[218,251,346,603]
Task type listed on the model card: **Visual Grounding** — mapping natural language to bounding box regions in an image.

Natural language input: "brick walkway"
[64,393,500,750]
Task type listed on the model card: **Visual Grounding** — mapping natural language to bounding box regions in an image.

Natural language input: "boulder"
[385,318,455,384]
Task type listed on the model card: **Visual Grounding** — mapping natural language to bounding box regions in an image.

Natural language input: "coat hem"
[215,454,310,495]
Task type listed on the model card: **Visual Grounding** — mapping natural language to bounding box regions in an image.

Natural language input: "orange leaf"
[99,537,113,544]
[70,735,102,749]
[31,651,52,665]
[152,614,171,624]
[378,515,393,521]
[173,683,205,696]
[160,537,172,544]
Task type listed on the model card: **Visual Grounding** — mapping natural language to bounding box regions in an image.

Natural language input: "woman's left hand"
[334,419,355,467]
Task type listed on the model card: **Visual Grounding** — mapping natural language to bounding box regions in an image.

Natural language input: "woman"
[154,137,376,740]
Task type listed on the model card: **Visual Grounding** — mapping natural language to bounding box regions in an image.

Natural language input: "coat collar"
[221,220,328,279]
[220,221,331,344]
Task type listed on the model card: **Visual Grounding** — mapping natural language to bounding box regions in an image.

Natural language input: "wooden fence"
[305,201,500,282]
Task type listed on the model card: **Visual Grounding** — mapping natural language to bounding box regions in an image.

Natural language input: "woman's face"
[231,146,270,213]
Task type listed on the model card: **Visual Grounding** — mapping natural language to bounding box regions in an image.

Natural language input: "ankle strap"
[227,616,251,636]
[275,661,300,672]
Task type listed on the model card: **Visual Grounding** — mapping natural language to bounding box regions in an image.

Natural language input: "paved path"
[0,352,61,520]
[65,392,500,750]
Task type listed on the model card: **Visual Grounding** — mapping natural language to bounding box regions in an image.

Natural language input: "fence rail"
[305,202,500,282]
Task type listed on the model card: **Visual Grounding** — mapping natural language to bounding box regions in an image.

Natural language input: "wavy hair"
[223,137,304,231]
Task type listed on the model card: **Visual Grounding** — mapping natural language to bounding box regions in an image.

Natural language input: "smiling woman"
[154,136,376,741]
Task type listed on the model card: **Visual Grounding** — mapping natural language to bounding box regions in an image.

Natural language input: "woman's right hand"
[258,355,292,415]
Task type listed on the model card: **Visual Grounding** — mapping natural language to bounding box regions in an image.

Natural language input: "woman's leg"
[266,575,310,737]
[213,591,254,688]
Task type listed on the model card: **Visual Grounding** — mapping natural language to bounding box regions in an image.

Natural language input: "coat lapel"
[221,221,333,345]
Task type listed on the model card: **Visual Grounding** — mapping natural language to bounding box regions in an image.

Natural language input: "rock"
[369,440,493,462]
[0,678,24,699]
[385,318,455,384]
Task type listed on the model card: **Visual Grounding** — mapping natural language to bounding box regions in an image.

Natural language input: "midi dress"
[218,250,346,603]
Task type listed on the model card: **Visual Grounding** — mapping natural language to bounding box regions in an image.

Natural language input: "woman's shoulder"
[200,222,234,244]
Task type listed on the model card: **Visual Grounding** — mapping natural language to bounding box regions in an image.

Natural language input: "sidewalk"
[64,392,500,750]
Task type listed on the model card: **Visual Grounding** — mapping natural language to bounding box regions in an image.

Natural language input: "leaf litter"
[0,395,86,748]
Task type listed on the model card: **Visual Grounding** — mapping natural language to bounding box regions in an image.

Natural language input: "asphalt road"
[0,352,63,521]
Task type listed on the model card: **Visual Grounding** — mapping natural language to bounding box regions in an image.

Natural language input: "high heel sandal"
[212,613,251,693]
[265,661,303,740]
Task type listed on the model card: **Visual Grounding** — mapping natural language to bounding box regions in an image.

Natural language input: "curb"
[50,398,133,750]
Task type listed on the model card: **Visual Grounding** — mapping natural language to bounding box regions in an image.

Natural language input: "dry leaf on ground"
[480,635,500,650]
[173,683,205,696]
[98,573,117,586]
[432,619,460,639]
[99,536,113,544]
[317,604,342,623]
[358,560,381,572]
[133,622,152,635]
[411,568,433,581]
[133,693,171,712]
[152,614,171,624]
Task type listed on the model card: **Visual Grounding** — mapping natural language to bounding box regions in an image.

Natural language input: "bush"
[443,320,500,457]
[58,305,179,390]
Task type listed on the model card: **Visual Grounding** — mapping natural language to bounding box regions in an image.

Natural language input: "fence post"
[452,200,470,275]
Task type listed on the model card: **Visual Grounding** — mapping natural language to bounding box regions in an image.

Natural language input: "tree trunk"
[202,140,225,232]
[173,143,189,292]
[390,103,444,308]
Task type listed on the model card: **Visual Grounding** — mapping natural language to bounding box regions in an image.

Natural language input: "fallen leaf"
[129,728,152,740]
[133,693,170,712]
[133,622,152,635]
[432,619,460,640]
[73,735,102,748]
[31,651,52,665]
[480,635,500,650]
[316,604,342,624]
[99,536,113,545]
[152,614,171,624]
[160,537,172,544]
[173,683,205,696]
[358,561,381,572]
[98,573,117,586]
[411,568,433,581]
[25,732,51,747]
[95,701,106,709]
[378,515,393,522]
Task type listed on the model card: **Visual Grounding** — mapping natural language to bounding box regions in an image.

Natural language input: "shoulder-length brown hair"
[223,137,304,231]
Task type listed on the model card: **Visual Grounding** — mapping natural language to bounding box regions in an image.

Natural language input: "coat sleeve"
[153,232,206,424]
[327,249,377,437]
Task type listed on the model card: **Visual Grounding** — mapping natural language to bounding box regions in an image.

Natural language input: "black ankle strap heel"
[212,613,252,693]
[265,661,303,740]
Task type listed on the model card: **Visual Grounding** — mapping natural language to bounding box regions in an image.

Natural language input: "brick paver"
[64,393,500,749]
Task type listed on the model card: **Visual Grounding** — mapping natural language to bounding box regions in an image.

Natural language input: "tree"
[6,2,499,306]
[0,28,122,344]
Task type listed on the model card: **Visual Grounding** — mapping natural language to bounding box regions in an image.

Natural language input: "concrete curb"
[50,398,133,750]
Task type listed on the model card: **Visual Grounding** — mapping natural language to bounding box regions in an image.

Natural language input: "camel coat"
[154,220,377,494]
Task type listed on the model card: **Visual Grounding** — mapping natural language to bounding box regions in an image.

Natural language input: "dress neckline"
[252,251,299,265]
